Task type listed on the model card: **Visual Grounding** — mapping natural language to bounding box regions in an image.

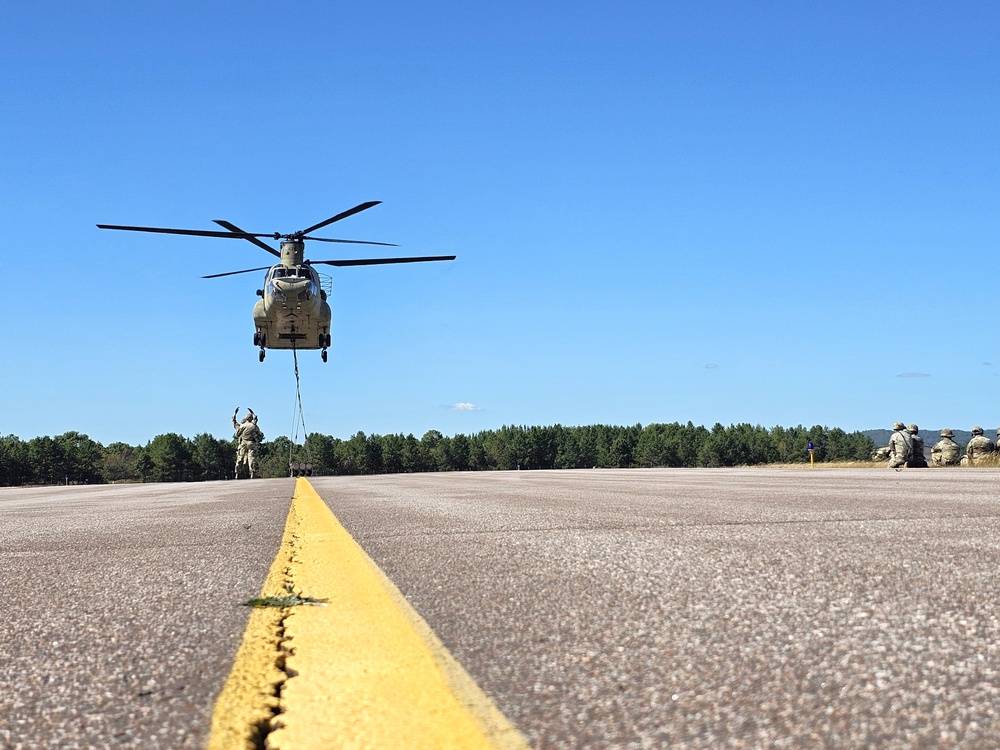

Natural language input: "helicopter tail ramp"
[207,478,529,750]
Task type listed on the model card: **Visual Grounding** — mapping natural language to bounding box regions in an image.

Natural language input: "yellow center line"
[208,477,530,750]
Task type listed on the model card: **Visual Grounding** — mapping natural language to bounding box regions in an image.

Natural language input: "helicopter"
[98,201,455,362]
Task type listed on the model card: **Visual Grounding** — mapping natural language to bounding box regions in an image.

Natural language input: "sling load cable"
[288,340,313,475]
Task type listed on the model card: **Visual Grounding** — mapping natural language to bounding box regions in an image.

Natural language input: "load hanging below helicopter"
[98,201,455,362]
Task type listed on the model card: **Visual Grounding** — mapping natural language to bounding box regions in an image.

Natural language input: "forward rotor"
[200,255,458,279]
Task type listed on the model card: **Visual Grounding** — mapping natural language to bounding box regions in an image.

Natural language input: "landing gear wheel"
[259,349,266,362]
[321,350,328,363]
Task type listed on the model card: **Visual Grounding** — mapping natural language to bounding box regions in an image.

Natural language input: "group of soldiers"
[882,422,1000,468]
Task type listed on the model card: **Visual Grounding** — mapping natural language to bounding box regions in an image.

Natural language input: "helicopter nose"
[274,278,305,292]
[273,277,314,302]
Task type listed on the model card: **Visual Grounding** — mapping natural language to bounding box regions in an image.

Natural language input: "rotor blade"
[298,201,381,236]
[214,220,280,257]
[201,266,273,279]
[304,236,398,247]
[312,255,456,267]
[97,224,274,240]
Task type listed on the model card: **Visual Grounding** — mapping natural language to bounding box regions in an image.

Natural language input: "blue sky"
[1,1,997,446]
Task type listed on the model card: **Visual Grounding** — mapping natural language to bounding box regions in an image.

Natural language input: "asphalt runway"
[311,468,1000,749]
[0,479,294,749]
[3,469,1000,748]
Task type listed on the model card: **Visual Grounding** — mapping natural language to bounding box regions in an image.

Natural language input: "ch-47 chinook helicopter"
[98,201,455,362]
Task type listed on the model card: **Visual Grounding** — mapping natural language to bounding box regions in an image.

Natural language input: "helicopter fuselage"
[252,261,331,353]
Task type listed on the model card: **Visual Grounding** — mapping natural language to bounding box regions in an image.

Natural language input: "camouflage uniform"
[906,424,927,468]
[931,429,961,466]
[963,426,995,466]
[233,408,264,478]
[887,422,912,469]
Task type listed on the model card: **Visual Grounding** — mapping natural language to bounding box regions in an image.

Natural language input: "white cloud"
[704,363,719,369]
[449,402,482,411]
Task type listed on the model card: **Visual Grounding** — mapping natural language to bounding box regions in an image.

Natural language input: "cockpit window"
[268,266,316,280]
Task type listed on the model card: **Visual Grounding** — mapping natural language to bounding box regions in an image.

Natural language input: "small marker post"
[808,441,815,468]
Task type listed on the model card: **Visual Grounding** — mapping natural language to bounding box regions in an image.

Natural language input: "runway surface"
[313,469,1000,749]
[0,480,293,749]
[3,468,1000,748]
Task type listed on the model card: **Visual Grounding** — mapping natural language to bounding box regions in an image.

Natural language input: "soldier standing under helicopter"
[233,407,264,479]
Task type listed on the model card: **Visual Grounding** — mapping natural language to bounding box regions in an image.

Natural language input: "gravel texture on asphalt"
[0,479,293,750]
[311,468,1000,749]
[5,470,999,749]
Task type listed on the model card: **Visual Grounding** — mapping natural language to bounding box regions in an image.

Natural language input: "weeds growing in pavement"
[244,581,327,608]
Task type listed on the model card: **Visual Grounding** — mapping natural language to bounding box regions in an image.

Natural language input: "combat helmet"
[907,424,919,433]
[892,421,905,431]
[940,429,954,438]
[972,426,984,435]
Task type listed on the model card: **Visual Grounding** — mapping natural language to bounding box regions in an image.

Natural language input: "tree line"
[0,423,875,486]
